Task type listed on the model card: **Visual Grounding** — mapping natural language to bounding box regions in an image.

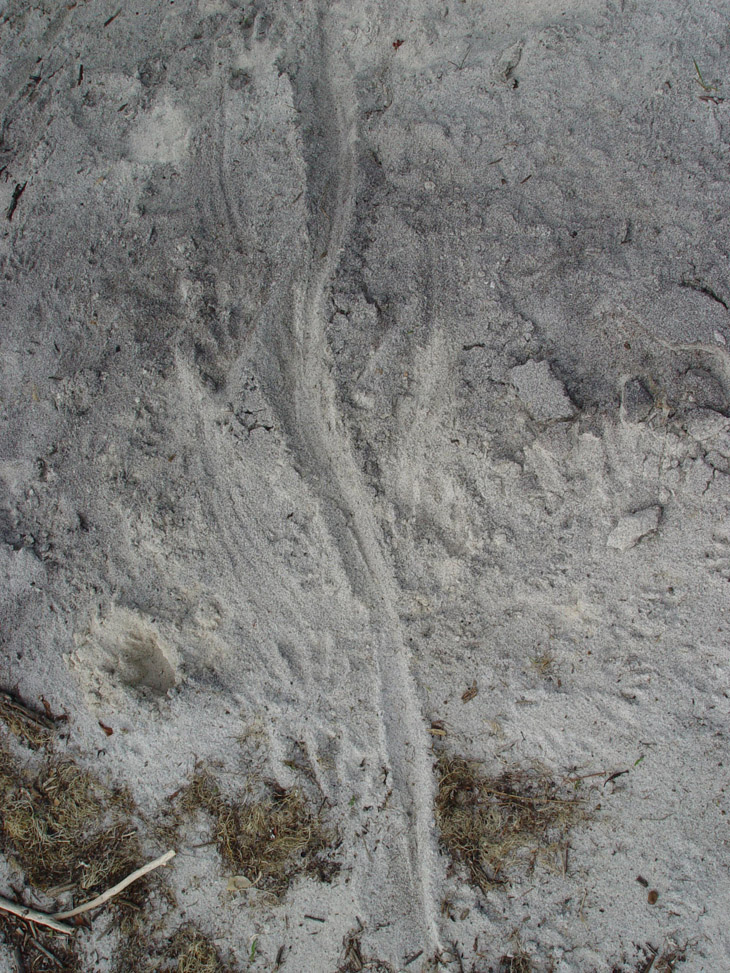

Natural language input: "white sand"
[1,0,729,969]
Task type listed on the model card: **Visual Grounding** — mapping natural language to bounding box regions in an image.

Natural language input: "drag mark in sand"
[273,7,442,952]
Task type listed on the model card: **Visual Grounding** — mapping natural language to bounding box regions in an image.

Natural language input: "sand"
[1,0,729,969]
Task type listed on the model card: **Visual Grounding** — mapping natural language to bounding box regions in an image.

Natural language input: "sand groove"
[271,5,442,951]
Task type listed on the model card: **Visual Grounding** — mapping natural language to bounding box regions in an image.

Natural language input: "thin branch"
[54,849,175,920]
[0,896,74,936]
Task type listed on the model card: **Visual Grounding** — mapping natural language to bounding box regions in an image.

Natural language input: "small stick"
[5,182,27,222]
[0,897,73,936]
[0,690,54,729]
[54,849,175,920]
[28,940,61,967]
[450,940,466,973]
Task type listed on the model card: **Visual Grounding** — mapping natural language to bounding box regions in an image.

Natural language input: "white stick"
[0,895,74,935]
[54,849,175,920]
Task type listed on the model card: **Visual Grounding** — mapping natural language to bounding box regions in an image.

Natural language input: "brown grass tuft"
[170,925,234,973]
[498,949,533,973]
[435,754,586,892]
[112,923,236,973]
[0,691,55,748]
[0,746,160,971]
[0,755,141,895]
[177,768,336,896]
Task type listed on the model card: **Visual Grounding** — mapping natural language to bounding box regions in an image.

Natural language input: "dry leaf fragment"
[462,682,478,703]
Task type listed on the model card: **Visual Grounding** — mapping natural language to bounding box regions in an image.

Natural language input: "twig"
[404,950,423,967]
[0,896,74,936]
[565,770,613,783]
[450,939,466,973]
[28,940,61,967]
[0,690,55,730]
[54,849,175,920]
[5,182,26,222]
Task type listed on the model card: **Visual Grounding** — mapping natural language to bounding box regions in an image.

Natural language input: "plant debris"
[0,745,162,971]
[176,768,337,896]
[633,942,687,973]
[335,920,397,973]
[0,689,57,748]
[498,949,533,973]
[434,754,587,891]
[461,682,478,703]
[170,925,234,973]
[112,923,237,973]
[0,755,141,897]
[0,911,80,973]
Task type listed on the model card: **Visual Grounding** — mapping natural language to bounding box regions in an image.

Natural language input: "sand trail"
[262,4,443,952]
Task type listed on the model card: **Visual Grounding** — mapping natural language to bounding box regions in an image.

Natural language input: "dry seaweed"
[176,768,337,896]
[113,923,236,973]
[434,754,586,892]
[0,746,163,970]
[0,911,81,973]
[0,756,140,896]
[170,925,234,973]
[0,690,56,748]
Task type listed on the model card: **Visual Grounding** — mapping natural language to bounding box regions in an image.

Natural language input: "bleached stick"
[54,849,175,920]
[0,895,74,935]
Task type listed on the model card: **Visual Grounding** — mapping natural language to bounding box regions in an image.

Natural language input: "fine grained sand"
[1,0,730,969]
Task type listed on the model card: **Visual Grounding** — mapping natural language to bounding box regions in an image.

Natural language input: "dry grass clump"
[0,746,157,971]
[435,754,586,892]
[0,690,57,748]
[498,949,533,972]
[177,769,336,896]
[112,924,236,973]
[170,925,234,973]
[0,911,82,973]
[0,755,141,896]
